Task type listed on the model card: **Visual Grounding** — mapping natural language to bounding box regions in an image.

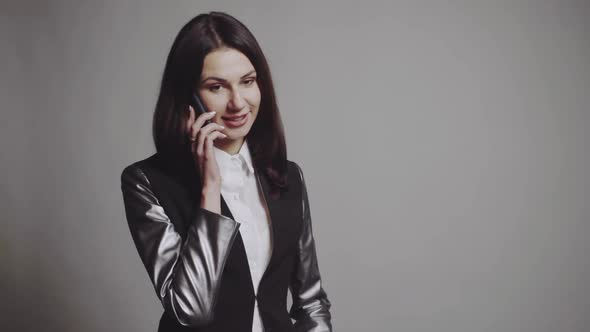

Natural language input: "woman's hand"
[187,106,226,213]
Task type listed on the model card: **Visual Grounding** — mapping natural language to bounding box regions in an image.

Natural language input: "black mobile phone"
[191,92,212,125]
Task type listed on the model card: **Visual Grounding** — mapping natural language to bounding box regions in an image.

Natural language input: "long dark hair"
[152,11,288,198]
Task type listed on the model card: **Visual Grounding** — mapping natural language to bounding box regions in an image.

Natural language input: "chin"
[223,131,246,142]
[228,124,253,138]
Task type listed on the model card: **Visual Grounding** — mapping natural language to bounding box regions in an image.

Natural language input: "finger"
[192,122,223,154]
[196,124,225,159]
[196,129,205,160]
[192,111,217,134]
[209,131,227,141]
[204,131,227,160]
[186,106,195,133]
[189,116,221,150]
[199,122,225,137]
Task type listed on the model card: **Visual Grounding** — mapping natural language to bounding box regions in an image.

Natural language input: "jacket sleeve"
[120,164,240,327]
[289,163,333,332]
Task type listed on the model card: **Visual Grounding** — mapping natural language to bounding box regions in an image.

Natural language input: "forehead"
[200,48,255,80]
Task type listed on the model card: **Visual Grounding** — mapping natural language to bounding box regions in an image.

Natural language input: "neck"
[214,138,244,155]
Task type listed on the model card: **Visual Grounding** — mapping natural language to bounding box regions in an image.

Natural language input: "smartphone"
[191,92,212,125]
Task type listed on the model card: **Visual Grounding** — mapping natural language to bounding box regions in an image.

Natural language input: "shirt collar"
[213,139,255,176]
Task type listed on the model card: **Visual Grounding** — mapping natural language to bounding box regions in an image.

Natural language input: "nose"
[228,89,247,111]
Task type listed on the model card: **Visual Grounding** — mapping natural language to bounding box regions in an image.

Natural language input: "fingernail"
[208,111,216,114]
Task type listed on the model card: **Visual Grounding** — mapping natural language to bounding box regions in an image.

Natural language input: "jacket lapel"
[256,169,300,275]
[219,169,284,279]
[257,171,279,276]
[220,165,301,286]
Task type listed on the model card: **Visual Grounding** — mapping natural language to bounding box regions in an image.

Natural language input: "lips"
[222,113,247,121]
[222,112,249,128]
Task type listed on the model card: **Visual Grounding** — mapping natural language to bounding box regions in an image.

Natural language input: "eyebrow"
[201,70,257,84]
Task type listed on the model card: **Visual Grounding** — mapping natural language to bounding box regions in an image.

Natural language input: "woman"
[120,11,332,332]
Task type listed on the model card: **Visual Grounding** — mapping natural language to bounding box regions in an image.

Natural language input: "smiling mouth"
[222,113,247,121]
[222,112,249,127]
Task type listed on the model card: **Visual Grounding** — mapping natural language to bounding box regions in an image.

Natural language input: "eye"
[243,78,256,85]
[208,85,222,92]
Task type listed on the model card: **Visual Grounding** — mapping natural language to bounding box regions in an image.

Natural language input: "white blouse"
[213,140,272,332]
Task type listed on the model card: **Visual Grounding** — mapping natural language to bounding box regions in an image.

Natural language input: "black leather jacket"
[120,153,332,332]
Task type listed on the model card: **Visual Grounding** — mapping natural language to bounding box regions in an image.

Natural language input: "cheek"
[247,88,262,107]
[203,95,227,113]
[200,99,225,123]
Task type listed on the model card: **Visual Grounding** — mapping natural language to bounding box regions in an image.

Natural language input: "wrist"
[201,185,220,196]
[201,188,221,214]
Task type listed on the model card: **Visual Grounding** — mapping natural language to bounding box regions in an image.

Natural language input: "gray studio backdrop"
[2,0,589,331]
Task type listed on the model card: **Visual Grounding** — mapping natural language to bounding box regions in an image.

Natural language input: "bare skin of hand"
[186,106,226,213]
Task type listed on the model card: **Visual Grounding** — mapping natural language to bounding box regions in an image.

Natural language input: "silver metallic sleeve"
[289,163,333,332]
[120,164,240,327]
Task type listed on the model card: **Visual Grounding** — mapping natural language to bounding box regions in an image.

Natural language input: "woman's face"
[198,47,261,153]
